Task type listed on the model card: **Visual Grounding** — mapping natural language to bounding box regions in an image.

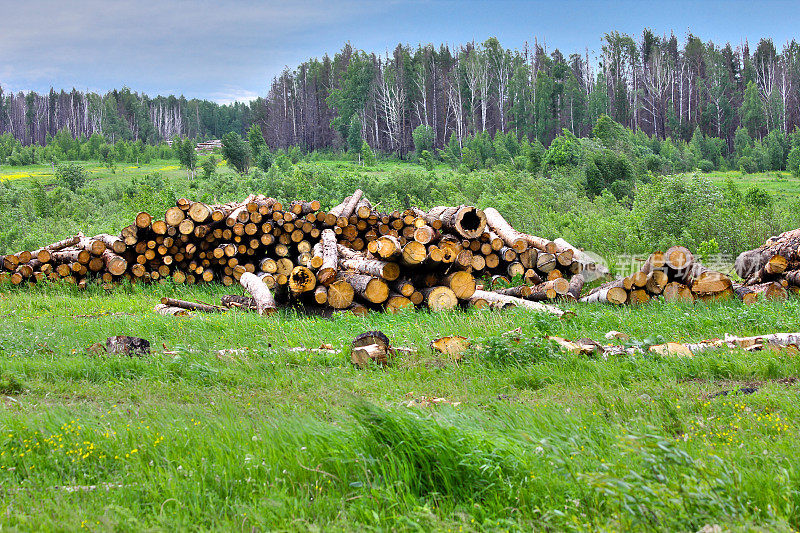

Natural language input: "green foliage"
[0,372,25,395]
[221,132,250,174]
[697,238,720,263]
[697,159,715,172]
[200,156,217,179]
[739,156,758,174]
[172,138,198,178]
[543,129,582,170]
[585,148,634,198]
[346,115,362,154]
[412,125,435,155]
[54,162,88,191]
[787,146,800,177]
[247,124,266,158]
[255,150,273,172]
[360,142,376,167]
[419,150,434,171]
[740,81,766,139]
[593,114,629,149]
[478,336,560,367]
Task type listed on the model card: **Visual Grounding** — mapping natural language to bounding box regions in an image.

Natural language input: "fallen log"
[160,297,225,313]
[239,272,278,315]
[470,290,565,316]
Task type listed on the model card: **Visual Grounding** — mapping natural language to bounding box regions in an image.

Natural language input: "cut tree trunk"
[470,290,565,316]
[160,297,225,313]
[483,207,528,252]
[239,272,278,315]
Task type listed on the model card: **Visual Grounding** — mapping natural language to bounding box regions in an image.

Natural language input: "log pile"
[735,228,800,300]
[0,191,601,315]
[580,246,741,305]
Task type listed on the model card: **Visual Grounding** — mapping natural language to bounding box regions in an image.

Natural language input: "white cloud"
[0,0,392,99]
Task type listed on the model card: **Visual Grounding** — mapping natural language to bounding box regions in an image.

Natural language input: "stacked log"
[580,246,737,305]
[735,228,800,299]
[0,192,603,315]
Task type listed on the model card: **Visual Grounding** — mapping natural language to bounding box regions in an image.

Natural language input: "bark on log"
[154,304,192,316]
[160,297,225,312]
[483,207,528,252]
[339,272,388,304]
[317,229,338,285]
[239,272,278,315]
[471,290,565,316]
[427,205,487,239]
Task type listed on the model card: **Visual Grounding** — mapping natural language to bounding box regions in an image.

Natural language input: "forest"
[2,31,799,159]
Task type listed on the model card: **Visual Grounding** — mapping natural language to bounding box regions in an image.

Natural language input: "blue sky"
[2,0,799,104]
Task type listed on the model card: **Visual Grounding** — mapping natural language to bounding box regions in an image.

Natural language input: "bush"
[697,159,715,172]
[255,150,273,172]
[419,150,434,171]
[54,162,88,191]
[200,156,217,179]
[543,130,582,170]
[738,156,758,174]
[787,146,800,177]
[412,125,435,155]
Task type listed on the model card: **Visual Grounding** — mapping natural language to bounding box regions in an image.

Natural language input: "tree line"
[0,87,251,145]
[252,32,800,154]
[3,30,800,158]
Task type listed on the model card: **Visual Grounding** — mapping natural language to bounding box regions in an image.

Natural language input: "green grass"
[0,159,192,189]
[688,169,800,200]
[1,282,799,530]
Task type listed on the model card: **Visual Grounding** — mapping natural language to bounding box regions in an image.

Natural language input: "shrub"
[543,130,582,170]
[697,159,715,172]
[787,146,800,177]
[738,156,758,174]
[200,156,217,179]
[54,162,88,191]
[412,125,435,155]
[419,150,434,171]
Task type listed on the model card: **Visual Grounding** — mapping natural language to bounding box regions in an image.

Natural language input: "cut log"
[430,336,470,361]
[330,190,364,218]
[340,272,388,304]
[750,281,788,301]
[579,280,627,305]
[327,278,355,309]
[645,270,668,294]
[470,290,565,316]
[93,234,127,254]
[160,297,225,313]
[289,266,316,294]
[566,273,585,300]
[221,294,259,310]
[427,205,487,239]
[747,254,788,285]
[443,271,476,300]
[662,281,694,302]
[317,229,338,285]
[420,286,459,311]
[350,331,393,368]
[340,257,400,281]
[732,283,758,305]
[154,303,192,316]
[239,272,278,315]
[493,285,533,298]
[385,292,414,313]
[665,246,694,281]
[483,207,527,252]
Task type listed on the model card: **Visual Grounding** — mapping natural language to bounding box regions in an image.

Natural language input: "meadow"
[0,157,799,531]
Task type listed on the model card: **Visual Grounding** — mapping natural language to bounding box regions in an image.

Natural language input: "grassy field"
[1,158,799,530]
[0,281,799,531]
[689,169,800,200]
